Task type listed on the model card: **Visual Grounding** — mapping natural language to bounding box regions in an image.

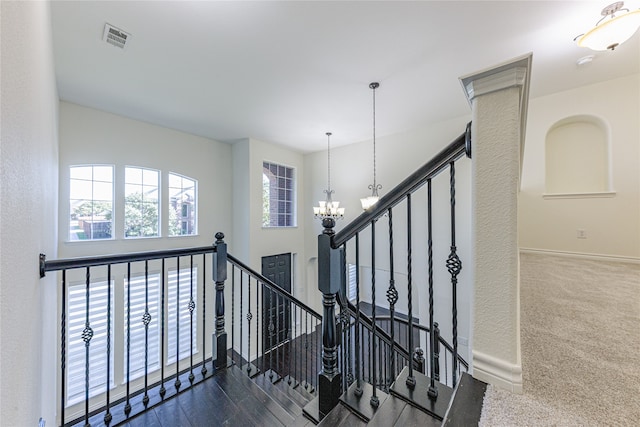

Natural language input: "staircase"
[40,123,478,427]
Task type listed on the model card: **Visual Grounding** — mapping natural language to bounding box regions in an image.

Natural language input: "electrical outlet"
[577,229,587,239]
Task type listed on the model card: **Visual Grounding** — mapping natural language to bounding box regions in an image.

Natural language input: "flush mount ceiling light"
[576,1,640,50]
[360,82,382,211]
[314,132,345,221]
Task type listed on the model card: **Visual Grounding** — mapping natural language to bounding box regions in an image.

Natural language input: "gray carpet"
[479,252,640,426]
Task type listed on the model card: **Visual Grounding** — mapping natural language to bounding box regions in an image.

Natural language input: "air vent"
[102,23,131,50]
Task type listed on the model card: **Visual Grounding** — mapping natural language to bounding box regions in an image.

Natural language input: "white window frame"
[124,166,160,239]
[168,172,198,237]
[69,165,114,241]
[262,161,297,228]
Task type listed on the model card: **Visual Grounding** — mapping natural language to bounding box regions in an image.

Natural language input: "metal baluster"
[433,322,440,382]
[354,233,363,396]
[202,254,207,377]
[268,285,274,380]
[60,270,66,425]
[143,260,151,405]
[370,219,379,407]
[287,301,296,385]
[247,274,253,375]
[447,162,461,386]
[406,193,416,389]
[427,179,438,399]
[124,263,132,416]
[175,257,181,391]
[239,269,243,372]
[160,259,166,398]
[274,289,280,380]
[386,208,398,384]
[304,312,309,390]
[256,279,261,375]
[290,305,296,386]
[83,267,94,425]
[104,265,112,424]
[189,256,195,384]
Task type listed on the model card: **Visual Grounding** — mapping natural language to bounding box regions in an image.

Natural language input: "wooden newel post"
[213,232,228,369]
[318,218,342,419]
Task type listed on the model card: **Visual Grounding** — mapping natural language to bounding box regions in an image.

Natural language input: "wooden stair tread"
[215,366,293,426]
[252,372,305,418]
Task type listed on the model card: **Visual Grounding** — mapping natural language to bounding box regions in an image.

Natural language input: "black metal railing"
[41,243,220,427]
[226,253,322,393]
[315,122,472,421]
[40,232,322,427]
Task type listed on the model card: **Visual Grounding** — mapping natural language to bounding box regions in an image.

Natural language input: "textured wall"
[1,1,59,423]
[472,87,521,365]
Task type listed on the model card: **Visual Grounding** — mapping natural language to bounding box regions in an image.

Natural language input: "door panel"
[262,253,291,352]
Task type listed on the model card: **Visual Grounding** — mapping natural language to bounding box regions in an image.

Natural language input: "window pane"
[125,167,159,238]
[69,165,113,241]
[125,167,143,185]
[262,162,296,228]
[70,166,92,180]
[93,166,113,182]
[168,173,197,236]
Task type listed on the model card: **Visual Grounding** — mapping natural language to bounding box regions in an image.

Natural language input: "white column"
[459,54,532,393]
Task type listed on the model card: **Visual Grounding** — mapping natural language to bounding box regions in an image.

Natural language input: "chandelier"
[576,2,640,50]
[360,82,382,210]
[314,132,345,220]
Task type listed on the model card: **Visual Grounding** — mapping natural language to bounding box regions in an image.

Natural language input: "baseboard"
[519,247,640,264]
[471,350,522,394]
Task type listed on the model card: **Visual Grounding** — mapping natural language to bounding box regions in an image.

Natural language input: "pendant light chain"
[361,82,382,211]
[372,85,377,190]
[327,132,332,195]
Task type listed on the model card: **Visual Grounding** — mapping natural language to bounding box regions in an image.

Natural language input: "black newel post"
[213,232,228,369]
[318,217,342,419]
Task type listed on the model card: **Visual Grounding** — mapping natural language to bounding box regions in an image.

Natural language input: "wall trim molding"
[520,247,640,264]
[472,350,523,394]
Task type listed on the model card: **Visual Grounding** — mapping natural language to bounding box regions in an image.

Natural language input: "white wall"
[231,137,307,359]
[58,101,233,258]
[520,74,640,259]
[1,1,59,424]
[303,115,473,361]
[232,138,306,293]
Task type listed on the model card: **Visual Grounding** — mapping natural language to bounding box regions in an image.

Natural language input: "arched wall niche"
[545,115,612,196]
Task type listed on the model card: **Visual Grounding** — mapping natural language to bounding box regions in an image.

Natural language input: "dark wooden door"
[262,253,291,352]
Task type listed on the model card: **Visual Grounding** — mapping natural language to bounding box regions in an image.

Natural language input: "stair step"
[222,365,295,425]
[316,400,366,427]
[273,377,314,408]
[389,366,454,421]
[253,373,304,418]
[442,372,487,426]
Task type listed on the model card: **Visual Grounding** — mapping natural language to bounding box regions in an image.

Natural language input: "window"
[69,165,113,240]
[124,167,160,238]
[168,173,197,236]
[66,280,114,406]
[263,161,296,227]
[167,267,198,364]
[124,273,161,380]
[347,263,357,302]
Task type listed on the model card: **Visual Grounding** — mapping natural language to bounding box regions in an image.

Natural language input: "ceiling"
[51,1,640,153]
